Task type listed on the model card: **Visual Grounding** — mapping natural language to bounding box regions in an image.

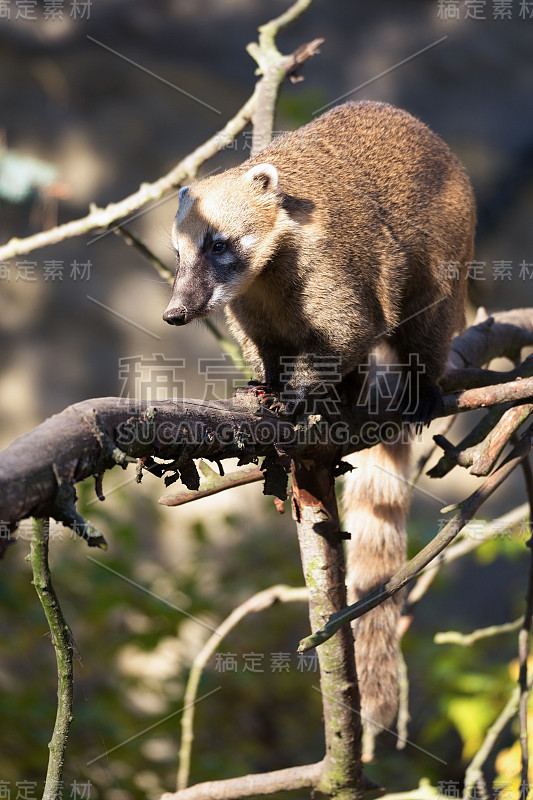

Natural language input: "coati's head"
[163,162,292,326]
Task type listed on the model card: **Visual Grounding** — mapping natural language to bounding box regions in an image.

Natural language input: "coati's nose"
[163,306,188,326]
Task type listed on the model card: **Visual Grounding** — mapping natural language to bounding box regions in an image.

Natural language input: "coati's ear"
[244,163,279,192]
[178,186,190,204]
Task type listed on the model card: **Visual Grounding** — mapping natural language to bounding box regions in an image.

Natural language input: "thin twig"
[428,405,511,479]
[115,224,174,281]
[462,672,533,800]
[0,91,258,261]
[159,462,264,508]
[177,585,308,791]
[396,652,410,751]
[518,453,533,792]
[450,404,533,477]
[434,617,524,646]
[246,0,319,155]
[471,404,533,476]
[30,518,74,800]
[399,503,530,634]
[409,415,456,484]
[0,11,322,263]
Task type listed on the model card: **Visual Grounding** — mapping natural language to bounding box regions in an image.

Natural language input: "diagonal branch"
[176,584,308,792]
[163,762,324,800]
[400,502,530,627]
[0,92,256,261]
[0,9,322,262]
[298,427,533,652]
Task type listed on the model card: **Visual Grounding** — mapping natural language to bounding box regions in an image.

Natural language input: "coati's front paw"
[232,382,293,417]
[402,381,442,434]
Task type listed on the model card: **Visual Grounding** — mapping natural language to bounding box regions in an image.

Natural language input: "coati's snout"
[162,305,189,326]
[162,280,211,326]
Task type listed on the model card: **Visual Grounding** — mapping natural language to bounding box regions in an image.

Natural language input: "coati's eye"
[211,241,227,254]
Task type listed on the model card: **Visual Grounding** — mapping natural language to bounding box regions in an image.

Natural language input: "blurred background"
[1,1,533,798]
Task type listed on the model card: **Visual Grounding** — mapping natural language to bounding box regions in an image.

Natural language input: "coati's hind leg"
[389,294,457,431]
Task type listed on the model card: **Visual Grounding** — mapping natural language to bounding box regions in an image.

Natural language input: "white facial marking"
[240,234,257,251]
[171,219,179,252]
[209,283,236,311]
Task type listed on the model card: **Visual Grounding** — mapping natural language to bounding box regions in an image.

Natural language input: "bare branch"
[462,672,533,800]
[447,308,533,372]
[442,376,533,416]
[0,91,256,261]
[246,0,322,154]
[431,403,533,478]
[291,455,363,798]
[434,617,524,646]
[159,462,264,508]
[0,18,321,262]
[30,518,74,800]
[0,396,297,528]
[401,502,530,622]
[299,428,533,652]
[395,653,410,751]
[442,352,533,392]
[518,453,533,792]
[177,585,307,791]
[165,762,324,800]
[428,404,513,479]
[2,365,533,532]
[409,415,456,484]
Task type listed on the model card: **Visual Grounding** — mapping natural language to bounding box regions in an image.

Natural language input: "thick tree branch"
[2,370,532,533]
[2,310,533,531]
[292,456,362,799]
[0,396,297,528]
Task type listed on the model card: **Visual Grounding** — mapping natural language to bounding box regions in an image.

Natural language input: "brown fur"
[164,101,476,755]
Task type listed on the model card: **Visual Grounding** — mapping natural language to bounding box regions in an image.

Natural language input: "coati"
[163,101,476,757]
